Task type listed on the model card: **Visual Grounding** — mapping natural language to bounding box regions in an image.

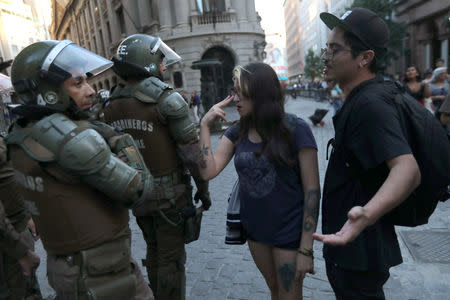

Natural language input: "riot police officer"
[100,34,211,300]
[0,136,42,300]
[6,40,157,300]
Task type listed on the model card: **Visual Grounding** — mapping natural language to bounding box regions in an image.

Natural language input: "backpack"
[332,79,450,227]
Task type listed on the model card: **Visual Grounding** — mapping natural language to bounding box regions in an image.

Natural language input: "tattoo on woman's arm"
[303,189,321,232]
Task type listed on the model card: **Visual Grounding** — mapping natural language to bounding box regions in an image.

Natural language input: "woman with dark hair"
[403,66,430,105]
[199,62,320,299]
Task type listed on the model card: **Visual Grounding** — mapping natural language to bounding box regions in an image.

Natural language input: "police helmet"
[112,34,181,80]
[11,40,112,111]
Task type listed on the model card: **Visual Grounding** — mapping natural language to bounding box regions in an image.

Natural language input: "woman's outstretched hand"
[200,95,234,128]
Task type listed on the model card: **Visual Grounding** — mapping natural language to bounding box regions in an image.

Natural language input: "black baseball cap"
[320,7,389,58]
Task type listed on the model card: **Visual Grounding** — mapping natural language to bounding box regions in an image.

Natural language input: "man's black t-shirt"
[322,75,411,272]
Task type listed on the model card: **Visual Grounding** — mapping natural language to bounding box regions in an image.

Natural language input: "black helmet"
[11,40,112,111]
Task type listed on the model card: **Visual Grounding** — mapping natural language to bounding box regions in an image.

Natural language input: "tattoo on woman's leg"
[278,263,295,292]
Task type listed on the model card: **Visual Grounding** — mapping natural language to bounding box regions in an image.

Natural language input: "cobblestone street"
[35,96,450,299]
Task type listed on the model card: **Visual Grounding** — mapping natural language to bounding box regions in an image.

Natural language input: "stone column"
[95,0,109,57]
[83,8,94,52]
[88,0,102,55]
[189,0,197,12]
[425,43,431,70]
[137,0,152,27]
[441,39,448,66]
[174,0,189,31]
[246,0,257,23]
[225,0,231,10]
[158,0,172,33]
[231,0,247,24]
[105,0,120,44]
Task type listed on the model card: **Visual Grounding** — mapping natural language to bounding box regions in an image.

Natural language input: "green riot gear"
[11,40,112,111]
[113,34,181,80]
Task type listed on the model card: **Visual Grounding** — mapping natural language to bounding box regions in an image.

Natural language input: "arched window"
[173,72,183,88]
[105,79,111,90]
[93,84,98,91]
[98,82,103,90]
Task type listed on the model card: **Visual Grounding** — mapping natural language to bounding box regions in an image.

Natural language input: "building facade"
[0,0,51,74]
[395,0,450,74]
[327,0,353,20]
[283,0,303,80]
[298,0,328,69]
[284,0,349,82]
[50,0,265,103]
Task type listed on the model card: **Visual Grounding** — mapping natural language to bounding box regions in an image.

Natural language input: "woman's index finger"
[216,95,234,108]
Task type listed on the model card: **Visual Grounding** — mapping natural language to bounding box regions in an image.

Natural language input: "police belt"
[150,170,188,209]
[53,235,130,268]
[52,235,135,299]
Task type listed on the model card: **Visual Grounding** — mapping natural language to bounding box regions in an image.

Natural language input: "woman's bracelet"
[298,247,314,258]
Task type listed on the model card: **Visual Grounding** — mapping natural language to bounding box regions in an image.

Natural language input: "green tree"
[303,48,323,81]
[348,0,405,71]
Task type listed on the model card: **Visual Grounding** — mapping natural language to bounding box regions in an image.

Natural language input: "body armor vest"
[102,96,180,177]
[7,125,129,255]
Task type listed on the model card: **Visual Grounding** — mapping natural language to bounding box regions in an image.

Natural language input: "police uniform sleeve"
[14,114,154,209]
[159,90,198,144]
[347,96,412,170]
[0,139,30,260]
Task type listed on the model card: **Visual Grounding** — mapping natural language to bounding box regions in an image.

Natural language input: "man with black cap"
[312,8,421,299]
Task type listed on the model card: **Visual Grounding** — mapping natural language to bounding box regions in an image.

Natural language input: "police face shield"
[152,38,181,67]
[41,40,113,83]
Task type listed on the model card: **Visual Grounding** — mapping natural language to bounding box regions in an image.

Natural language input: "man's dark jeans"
[326,261,390,300]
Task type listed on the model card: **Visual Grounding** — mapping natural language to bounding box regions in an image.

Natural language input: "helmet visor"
[45,42,113,79]
[154,39,181,66]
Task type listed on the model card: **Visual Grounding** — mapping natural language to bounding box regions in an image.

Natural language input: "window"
[106,21,112,43]
[173,72,183,88]
[92,36,97,53]
[196,0,225,14]
[116,7,126,34]
[11,44,19,56]
[99,29,105,55]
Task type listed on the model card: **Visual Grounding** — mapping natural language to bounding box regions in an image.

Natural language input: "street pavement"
[34,95,450,299]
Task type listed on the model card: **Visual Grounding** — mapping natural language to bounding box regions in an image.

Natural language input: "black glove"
[194,190,211,211]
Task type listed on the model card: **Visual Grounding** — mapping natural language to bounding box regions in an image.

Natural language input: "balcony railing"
[192,12,235,26]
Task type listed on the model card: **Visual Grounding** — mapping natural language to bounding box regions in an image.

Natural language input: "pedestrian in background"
[403,65,430,106]
[437,92,450,140]
[191,90,201,123]
[429,67,449,112]
[313,8,421,299]
[328,80,343,115]
[199,62,320,299]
